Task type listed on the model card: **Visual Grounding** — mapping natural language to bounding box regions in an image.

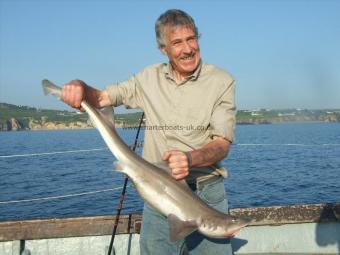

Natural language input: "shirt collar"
[163,60,202,84]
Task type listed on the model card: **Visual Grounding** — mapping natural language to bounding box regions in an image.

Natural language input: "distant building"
[251,112,262,116]
[278,112,296,117]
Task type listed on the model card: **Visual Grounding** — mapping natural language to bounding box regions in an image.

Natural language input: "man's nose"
[182,41,192,54]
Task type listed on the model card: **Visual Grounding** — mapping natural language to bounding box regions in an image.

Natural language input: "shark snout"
[225,216,252,236]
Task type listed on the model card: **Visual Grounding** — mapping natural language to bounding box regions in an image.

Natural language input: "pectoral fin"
[168,214,197,243]
[113,161,125,172]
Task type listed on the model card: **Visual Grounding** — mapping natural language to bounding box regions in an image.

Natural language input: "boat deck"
[0,203,339,254]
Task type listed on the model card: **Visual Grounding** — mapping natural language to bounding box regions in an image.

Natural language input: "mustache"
[180,52,195,58]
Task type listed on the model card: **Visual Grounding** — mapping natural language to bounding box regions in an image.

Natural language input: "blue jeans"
[139,176,233,255]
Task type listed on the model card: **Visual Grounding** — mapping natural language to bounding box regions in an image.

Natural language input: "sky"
[0,0,339,112]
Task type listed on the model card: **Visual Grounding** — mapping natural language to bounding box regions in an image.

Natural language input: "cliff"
[0,117,91,131]
[0,103,91,131]
[28,118,91,130]
[7,118,26,131]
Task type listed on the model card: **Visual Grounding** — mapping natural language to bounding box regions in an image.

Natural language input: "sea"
[0,122,339,221]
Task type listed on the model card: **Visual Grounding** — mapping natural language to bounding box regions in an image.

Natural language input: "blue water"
[0,122,339,221]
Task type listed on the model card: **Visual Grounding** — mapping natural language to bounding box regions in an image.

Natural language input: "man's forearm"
[190,137,230,167]
[85,86,111,108]
[163,137,230,180]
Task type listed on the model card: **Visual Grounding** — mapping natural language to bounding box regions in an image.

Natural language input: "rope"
[0,148,108,159]
[0,185,131,204]
[1,143,336,159]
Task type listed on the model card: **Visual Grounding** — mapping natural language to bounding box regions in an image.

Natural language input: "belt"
[186,175,222,191]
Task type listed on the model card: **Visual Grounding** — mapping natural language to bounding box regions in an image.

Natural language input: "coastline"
[1,102,340,131]
[1,120,339,132]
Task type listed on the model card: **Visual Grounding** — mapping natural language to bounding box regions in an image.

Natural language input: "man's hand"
[61,80,111,110]
[61,80,87,111]
[163,150,190,180]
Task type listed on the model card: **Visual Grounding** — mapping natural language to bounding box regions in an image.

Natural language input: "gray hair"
[155,9,199,48]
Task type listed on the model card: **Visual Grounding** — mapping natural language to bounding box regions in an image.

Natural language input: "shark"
[42,79,251,242]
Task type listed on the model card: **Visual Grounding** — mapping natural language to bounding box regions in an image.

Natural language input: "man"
[62,9,235,255]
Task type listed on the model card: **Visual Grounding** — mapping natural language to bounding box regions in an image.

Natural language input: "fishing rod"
[107,112,145,255]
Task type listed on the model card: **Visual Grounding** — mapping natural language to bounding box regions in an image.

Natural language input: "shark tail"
[42,79,62,99]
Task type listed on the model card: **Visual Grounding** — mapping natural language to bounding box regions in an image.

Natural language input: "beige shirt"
[105,62,236,180]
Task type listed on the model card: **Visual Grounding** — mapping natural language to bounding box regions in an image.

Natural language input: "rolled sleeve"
[210,80,236,143]
[105,75,143,109]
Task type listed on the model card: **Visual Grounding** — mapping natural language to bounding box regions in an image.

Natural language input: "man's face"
[161,25,200,78]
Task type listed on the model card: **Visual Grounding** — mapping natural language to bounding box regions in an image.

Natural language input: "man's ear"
[160,46,168,56]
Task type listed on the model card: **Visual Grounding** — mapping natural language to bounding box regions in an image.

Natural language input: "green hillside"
[0,103,143,131]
